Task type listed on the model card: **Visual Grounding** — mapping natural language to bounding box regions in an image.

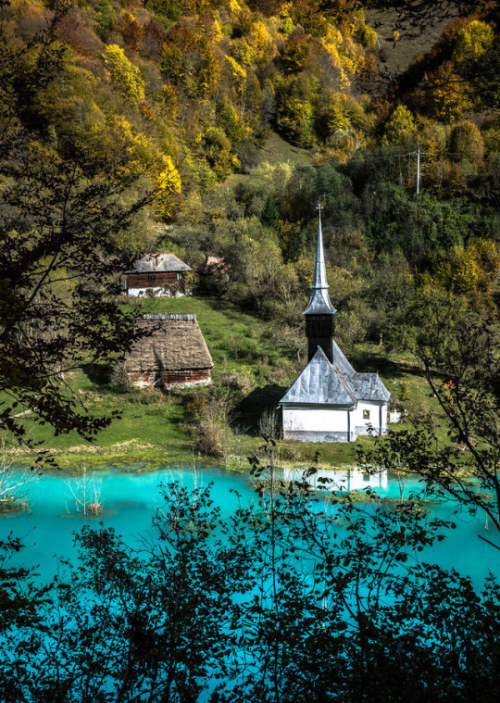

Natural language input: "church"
[279,206,390,442]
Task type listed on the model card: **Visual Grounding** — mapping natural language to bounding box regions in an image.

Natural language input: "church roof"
[280,346,356,406]
[280,343,390,406]
[303,206,337,316]
[352,372,391,402]
[331,340,390,401]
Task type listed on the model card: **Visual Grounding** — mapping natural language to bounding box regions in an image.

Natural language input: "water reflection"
[282,467,388,492]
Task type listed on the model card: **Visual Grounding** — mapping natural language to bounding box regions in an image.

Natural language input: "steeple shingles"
[303,204,337,316]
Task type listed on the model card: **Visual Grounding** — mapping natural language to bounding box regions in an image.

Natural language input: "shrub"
[110,363,131,393]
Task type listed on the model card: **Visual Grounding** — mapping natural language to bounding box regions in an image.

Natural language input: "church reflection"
[282,466,388,492]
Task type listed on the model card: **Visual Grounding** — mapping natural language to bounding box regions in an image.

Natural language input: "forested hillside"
[1,0,499,460]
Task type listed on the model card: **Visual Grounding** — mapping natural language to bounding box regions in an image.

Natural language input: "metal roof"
[352,372,391,402]
[280,342,391,406]
[127,253,192,273]
[332,339,355,377]
[303,205,337,316]
[279,347,356,406]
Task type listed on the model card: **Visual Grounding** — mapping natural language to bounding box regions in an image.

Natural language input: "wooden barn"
[122,253,192,297]
[125,314,213,389]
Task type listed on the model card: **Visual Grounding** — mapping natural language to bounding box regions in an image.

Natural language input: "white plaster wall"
[131,376,211,390]
[127,287,188,298]
[381,403,388,432]
[283,406,349,433]
[163,378,211,389]
[351,401,388,434]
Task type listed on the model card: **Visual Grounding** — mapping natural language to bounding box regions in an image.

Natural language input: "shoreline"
[8,444,478,480]
[6,437,365,475]
[11,449,360,475]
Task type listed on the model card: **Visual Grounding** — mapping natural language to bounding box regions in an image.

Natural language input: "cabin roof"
[280,342,390,406]
[125,314,213,372]
[126,253,192,274]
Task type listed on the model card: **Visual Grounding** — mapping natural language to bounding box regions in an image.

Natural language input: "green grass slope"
[10,294,447,472]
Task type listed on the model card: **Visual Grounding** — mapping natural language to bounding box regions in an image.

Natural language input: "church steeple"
[304,204,336,363]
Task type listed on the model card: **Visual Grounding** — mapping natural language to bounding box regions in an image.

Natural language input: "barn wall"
[126,272,179,287]
[128,369,211,389]
[124,272,189,297]
[162,370,211,389]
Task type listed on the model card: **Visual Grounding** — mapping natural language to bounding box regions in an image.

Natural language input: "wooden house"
[125,314,213,389]
[122,253,192,297]
[279,206,390,442]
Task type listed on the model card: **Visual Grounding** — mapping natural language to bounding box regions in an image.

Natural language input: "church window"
[363,409,370,420]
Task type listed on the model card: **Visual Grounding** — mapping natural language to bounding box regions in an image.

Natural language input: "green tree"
[95,0,115,32]
[0,140,154,462]
[276,76,316,147]
[199,126,236,180]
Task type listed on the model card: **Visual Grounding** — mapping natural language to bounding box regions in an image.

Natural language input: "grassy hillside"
[9,293,447,472]
[1,0,498,474]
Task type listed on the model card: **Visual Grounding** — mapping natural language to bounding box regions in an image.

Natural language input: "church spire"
[303,204,337,363]
[303,204,337,316]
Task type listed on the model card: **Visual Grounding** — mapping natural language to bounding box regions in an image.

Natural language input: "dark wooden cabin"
[122,253,192,297]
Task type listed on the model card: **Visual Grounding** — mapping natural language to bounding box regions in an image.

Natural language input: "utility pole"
[416,146,421,195]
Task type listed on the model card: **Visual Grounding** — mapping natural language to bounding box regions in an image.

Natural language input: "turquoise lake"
[0,465,498,587]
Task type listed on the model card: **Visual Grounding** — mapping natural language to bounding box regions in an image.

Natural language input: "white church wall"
[282,406,350,442]
[381,402,388,433]
[351,401,388,436]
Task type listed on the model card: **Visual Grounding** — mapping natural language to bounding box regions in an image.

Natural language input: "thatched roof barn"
[125,314,213,389]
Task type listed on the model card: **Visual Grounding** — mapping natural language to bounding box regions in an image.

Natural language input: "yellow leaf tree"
[103,44,145,103]
[155,156,182,220]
